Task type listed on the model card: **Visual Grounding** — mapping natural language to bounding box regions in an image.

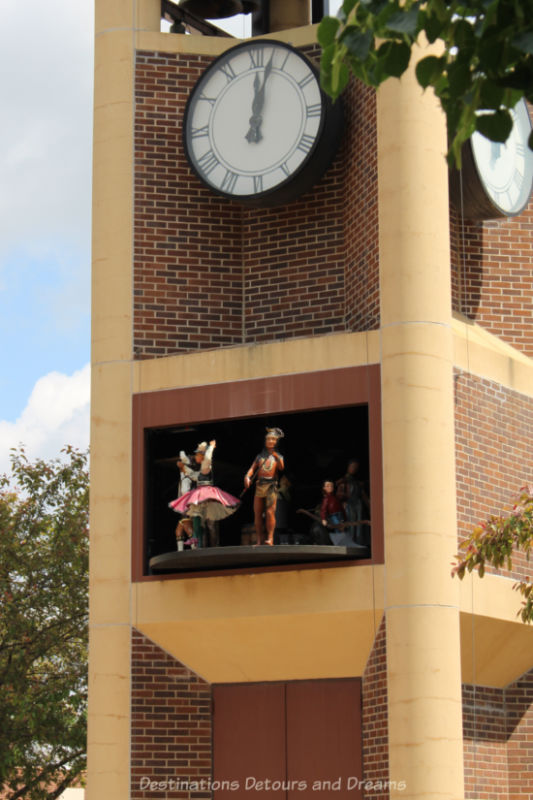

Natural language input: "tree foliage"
[318,0,533,165]
[453,486,533,623]
[0,446,89,800]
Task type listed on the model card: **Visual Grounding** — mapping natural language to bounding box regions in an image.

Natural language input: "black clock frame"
[182,39,344,208]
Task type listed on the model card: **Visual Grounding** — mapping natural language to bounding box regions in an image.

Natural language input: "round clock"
[450,98,533,219]
[183,40,344,207]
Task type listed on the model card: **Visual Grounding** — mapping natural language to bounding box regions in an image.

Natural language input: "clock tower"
[88,1,533,798]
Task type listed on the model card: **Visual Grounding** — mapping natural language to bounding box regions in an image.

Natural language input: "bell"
[178,0,259,18]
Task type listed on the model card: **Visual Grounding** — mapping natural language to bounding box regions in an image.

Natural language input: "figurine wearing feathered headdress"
[244,427,285,546]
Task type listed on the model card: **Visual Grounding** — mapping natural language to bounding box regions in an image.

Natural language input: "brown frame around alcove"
[131,364,383,581]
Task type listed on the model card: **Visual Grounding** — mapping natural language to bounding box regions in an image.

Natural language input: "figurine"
[244,427,285,546]
[320,479,346,528]
[172,451,194,548]
[169,440,239,547]
[335,458,370,546]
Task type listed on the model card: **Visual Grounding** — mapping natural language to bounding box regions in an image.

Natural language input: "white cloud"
[0,365,90,475]
[0,0,94,257]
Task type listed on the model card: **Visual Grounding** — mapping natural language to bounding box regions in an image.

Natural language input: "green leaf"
[512,32,533,54]
[447,60,472,96]
[320,42,336,96]
[478,35,506,72]
[479,79,505,109]
[423,13,446,43]
[341,27,373,61]
[475,109,514,142]
[377,40,411,78]
[416,55,443,89]
[453,18,475,51]
[386,4,421,35]
[502,87,524,109]
[332,59,351,96]
[318,16,341,48]
[340,0,357,17]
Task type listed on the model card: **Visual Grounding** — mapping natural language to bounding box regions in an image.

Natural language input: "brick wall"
[131,628,212,799]
[506,669,533,800]
[134,51,243,359]
[361,617,389,800]
[450,191,533,359]
[463,684,508,799]
[455,369,533,582]
[133,49,379,359]
[463,669,533,800]
[343,83,379,333]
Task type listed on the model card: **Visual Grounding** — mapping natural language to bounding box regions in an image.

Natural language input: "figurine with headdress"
[244,427,285,546]
[169,440,239,547]
[173,450,195,548]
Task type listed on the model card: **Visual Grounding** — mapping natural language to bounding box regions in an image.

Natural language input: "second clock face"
[183,40,328,204]
[471,99,533,216]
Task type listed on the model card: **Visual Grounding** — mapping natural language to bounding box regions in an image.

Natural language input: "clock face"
[183,40,341,206]
[471,99,533,217]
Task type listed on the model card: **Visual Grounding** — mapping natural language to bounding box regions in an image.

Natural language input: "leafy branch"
[318,0,533,165]
[452,485,533,623]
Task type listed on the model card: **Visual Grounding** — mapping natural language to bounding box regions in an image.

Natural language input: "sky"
[0,0,258,476]
[0,1,336,476]
[0,0,93,473]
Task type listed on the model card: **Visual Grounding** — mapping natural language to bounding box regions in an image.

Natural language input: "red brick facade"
[133,50,379,359]
[361,617,389,800]
[463,669,533,800]
[131,627,389,798]
[131,629,212,799]
[343,83,379,333]
[455,369,533,582]
[450,192,533,359]
[463,683,508,799]
[506,669,533,800]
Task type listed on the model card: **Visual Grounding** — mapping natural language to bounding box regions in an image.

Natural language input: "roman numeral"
[279,49,290,72]
[221,170,239,192]
[513,170,524,189]
[297,134,315,154]
[306,103,321,118]
[197,149,219,175]
[253,175,263,193]
[220,61,237,82]
[191,125,209,139]
[199,93,216,106]
[250,47,264,68]
[298,73,314,89]
[280,162,290,177]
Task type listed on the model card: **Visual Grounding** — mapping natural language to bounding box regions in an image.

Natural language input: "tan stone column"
[377,54,465,800]
[88,1,159,798]
[269,0,311,32]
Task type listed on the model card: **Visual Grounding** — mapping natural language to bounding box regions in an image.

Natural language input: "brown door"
[212,682,286,798]
[213,680,362,799]
[286,680,363,799]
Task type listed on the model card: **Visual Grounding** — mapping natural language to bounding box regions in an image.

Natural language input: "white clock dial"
[183,40,343,206]
[471,99,533,217]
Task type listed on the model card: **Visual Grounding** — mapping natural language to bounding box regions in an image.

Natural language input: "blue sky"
[0,0,255,474]
[0,0,93,471]
[0,1,340,474]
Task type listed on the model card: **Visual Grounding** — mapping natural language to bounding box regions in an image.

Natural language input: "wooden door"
[213,682,286,798]
[213,679,362,799]
[286,680,363,799]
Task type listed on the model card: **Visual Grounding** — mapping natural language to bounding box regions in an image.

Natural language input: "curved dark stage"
[149,544,369,573]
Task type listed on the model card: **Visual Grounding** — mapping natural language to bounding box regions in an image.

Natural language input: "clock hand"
[245,53,274,143]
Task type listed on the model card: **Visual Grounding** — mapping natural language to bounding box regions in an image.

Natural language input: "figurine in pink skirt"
[169,440,239,546]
